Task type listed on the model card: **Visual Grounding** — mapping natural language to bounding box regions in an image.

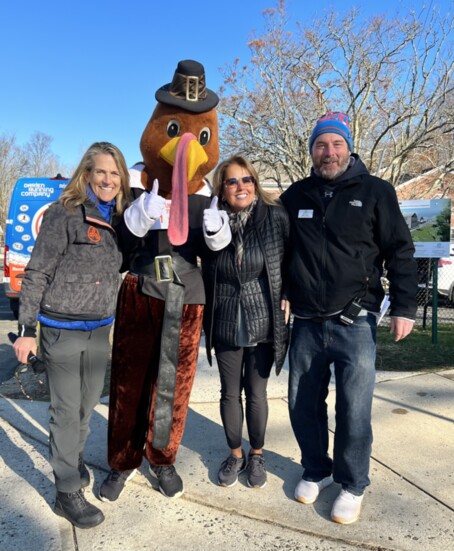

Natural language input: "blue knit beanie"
[309,111,354,152]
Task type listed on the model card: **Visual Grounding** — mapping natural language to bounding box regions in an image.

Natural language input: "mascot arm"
[203,196,232,251]
[203,219,231,251]
[124,180,166,237]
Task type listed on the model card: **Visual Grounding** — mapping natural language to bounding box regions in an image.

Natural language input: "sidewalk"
[1,350,453,551]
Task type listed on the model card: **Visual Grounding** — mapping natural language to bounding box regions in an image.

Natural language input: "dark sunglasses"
[223,176,255,187]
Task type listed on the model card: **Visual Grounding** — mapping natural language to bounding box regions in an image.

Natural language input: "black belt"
[303,313,340,323]
[130,254,197,280]
[308,311,367,323]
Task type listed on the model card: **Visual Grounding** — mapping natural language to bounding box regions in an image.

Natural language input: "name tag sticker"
[298,209,313,219]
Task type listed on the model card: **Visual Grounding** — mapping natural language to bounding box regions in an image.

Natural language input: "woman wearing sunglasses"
[202,154,290,489]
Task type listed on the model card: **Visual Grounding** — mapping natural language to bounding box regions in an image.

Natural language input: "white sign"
[398,199,451,258]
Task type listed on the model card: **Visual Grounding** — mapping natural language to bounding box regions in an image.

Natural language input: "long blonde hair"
[212,155,277,206]
[59,142,130,214]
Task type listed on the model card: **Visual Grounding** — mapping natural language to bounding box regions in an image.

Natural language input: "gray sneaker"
[246,453,267,488]
[149,465,184,498]
[99,469,136,502]
[218,452,246,487]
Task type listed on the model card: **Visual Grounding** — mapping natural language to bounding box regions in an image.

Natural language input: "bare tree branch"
[218,1,454,195]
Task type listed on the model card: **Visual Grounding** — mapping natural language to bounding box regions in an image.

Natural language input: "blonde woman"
[13,142,129,529]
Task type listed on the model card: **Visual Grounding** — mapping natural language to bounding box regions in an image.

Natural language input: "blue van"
[3,175,68,318]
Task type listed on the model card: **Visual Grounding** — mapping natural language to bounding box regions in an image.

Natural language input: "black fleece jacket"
[280,155,418,319]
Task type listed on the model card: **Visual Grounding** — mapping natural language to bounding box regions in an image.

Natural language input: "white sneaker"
[331,489,364,524]
[294,475,333,504]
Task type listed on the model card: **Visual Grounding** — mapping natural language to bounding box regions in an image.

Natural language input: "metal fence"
[381,257,454,328]
[417,258,454,327]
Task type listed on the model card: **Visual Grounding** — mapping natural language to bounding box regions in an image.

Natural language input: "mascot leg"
[145,303,203,466]
[107,274,164,470]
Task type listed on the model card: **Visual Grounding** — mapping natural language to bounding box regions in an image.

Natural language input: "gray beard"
[314,157,351,181]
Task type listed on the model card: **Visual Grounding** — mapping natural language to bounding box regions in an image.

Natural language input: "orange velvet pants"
[107,273,203,469]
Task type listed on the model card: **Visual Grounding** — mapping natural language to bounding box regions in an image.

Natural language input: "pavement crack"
[182,492,400,551]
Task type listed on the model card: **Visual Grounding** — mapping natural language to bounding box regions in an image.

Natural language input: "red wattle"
[168,133,194,246]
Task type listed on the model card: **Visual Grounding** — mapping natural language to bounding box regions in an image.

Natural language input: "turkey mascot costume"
[100,60,231,501]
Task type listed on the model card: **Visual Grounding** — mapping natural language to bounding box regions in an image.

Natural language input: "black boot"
[55,490,104,529]
[78,455,90,488]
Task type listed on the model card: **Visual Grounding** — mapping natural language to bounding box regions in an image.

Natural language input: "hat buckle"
[185,75,199,102]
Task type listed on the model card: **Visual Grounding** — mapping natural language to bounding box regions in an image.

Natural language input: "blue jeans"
[288,314,376,496]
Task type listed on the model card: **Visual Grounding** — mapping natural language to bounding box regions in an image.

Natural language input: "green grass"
[411,226,440,241]
[376,325,454,371]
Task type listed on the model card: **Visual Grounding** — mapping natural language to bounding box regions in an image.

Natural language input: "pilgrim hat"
[155,59,219,113]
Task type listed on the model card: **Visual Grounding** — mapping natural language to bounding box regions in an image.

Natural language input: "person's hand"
[13,336,37,365]
[143,179,166,220]
[203,196,228,233]
[390,317,414,342]
[281,299,290,324]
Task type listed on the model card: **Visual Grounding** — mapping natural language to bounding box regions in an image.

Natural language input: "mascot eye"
[199,127,211,146]
[167,120,181,138]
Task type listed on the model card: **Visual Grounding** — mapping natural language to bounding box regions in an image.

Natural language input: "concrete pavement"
[1,341,453,551]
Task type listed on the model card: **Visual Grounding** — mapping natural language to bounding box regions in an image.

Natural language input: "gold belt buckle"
[155,255,174,283]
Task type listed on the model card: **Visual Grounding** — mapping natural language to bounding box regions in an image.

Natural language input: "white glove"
[143,179,166,221]
[124,179,166,237]
[203,195,232,251]
[203,196,228,233]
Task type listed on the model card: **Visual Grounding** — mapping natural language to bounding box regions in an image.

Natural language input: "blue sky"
[0,0,451,171]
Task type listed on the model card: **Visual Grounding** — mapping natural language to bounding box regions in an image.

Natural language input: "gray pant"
[40,324,111,492]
